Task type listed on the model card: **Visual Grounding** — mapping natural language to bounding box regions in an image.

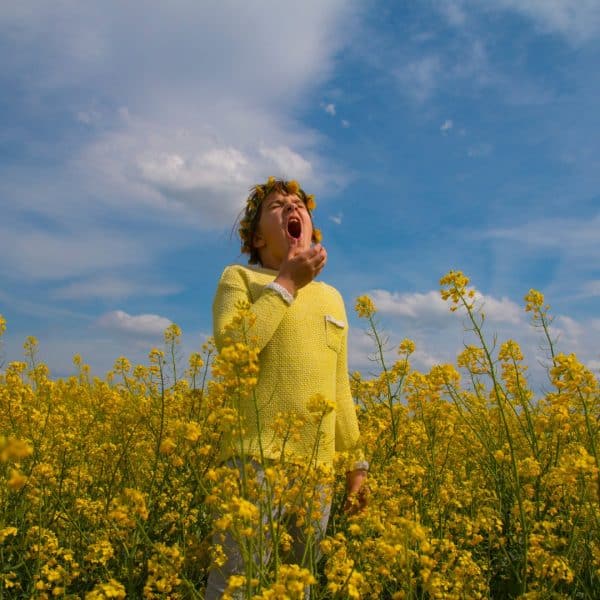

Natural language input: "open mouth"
[287,218,302,239]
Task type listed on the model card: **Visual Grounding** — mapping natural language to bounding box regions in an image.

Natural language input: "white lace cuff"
[352,460,370,472]
[265,281,294,305]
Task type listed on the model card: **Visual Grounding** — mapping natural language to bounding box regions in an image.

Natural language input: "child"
[206,177,367,599]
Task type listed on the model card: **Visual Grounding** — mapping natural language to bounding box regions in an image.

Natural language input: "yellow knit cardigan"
[212,264,361,467]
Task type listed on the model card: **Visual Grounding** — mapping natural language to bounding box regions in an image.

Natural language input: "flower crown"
[239,176,322,264]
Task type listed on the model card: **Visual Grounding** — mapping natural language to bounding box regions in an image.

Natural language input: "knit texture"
[212,264,361,467]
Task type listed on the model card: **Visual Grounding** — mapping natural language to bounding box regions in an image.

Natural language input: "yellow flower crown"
[239,176,322,264]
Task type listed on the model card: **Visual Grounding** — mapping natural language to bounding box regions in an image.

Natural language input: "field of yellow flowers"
[1,271,598,599]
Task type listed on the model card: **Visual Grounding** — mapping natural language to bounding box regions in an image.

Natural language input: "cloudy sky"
[1,0,599,388]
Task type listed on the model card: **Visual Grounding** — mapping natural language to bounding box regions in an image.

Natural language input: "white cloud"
[97,310,172,336]
[52,276,182,301]
[323,103,336,116]
[258,145,314,181]
[440,119,454,132]
[438,0,467,26]
[0,0,356,255]
[490,0,600,42]
[394,55,442,102]
[0,0,361,377]
[72,113,322,231]
[349,286,599,391]
[329,213,343,225]
[486,214,600,262]
[369,288,522,326]
[393,38,492,105]
[472,292,523,325]
[137,148,249,193]
[0,228,148,281]
[0,2,356,102]
[435,1,600,42]
[341,119,350,128]
[348,322,447,375]
[348,326,380,373]
[370,289,449,320]
[76,109,101,125]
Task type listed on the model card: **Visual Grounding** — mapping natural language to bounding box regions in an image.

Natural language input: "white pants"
[204,459,331,600]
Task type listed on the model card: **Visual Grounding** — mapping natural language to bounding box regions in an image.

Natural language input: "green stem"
[368,315,397,445]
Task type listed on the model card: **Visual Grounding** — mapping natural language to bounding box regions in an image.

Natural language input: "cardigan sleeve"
[212,265,291,353]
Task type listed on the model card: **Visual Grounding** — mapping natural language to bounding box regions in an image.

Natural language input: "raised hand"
[275,241,327,296]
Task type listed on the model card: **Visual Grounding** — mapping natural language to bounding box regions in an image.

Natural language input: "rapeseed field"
[1,271,598,598]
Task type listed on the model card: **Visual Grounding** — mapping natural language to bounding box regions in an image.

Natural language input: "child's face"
[253,190,314,268]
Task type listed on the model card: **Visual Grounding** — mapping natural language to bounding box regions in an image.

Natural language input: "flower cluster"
[354,295,377,319]
[238,176,321,263]
[0,274,599,598]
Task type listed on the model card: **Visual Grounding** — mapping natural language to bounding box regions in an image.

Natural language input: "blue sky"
[1,1,599,387]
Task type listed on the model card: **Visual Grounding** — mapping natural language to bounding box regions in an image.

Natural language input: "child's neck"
[260,259,280,271]
[258,250,282,271]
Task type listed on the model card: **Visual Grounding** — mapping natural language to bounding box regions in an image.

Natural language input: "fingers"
[292,244,326,268]
[287,237,300,258]
[308,244,326,264]
[343,493,368,515]
[315,256,326,277]
[314,247,327,274]
[281,243,327,287]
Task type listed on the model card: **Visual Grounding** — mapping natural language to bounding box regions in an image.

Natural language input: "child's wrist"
[346,469,367,494]
[274,275,297,297]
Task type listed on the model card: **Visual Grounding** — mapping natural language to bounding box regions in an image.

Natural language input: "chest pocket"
[325,315,345,353]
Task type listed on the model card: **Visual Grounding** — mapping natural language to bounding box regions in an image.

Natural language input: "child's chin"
[286,233,304,246]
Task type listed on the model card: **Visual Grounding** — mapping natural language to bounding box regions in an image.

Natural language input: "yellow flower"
[398,339,416,355]
[119,488,149,521]
[23,335,38,355]
[148,348,165,363]
[307,392,335,415]
[524,288,545,312]
[0,314,6,336]
[188,352,204,372]
[159,437,177,455]
[8,469,27,491]
[211,543,227,568]
[0,527,18,544]
[355,295,377,318]
[498,339,524,362]
[164,323,182,344]
[113,356,131,373]
[457,345,487,374]
[223,574,246,598]
[1,437,33,462]
[85,540,115,565]
[306,194,316,211]
[85,579,126,599]
[440,269,473,309]
[286,179,300,195]
[182,421,201,442]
